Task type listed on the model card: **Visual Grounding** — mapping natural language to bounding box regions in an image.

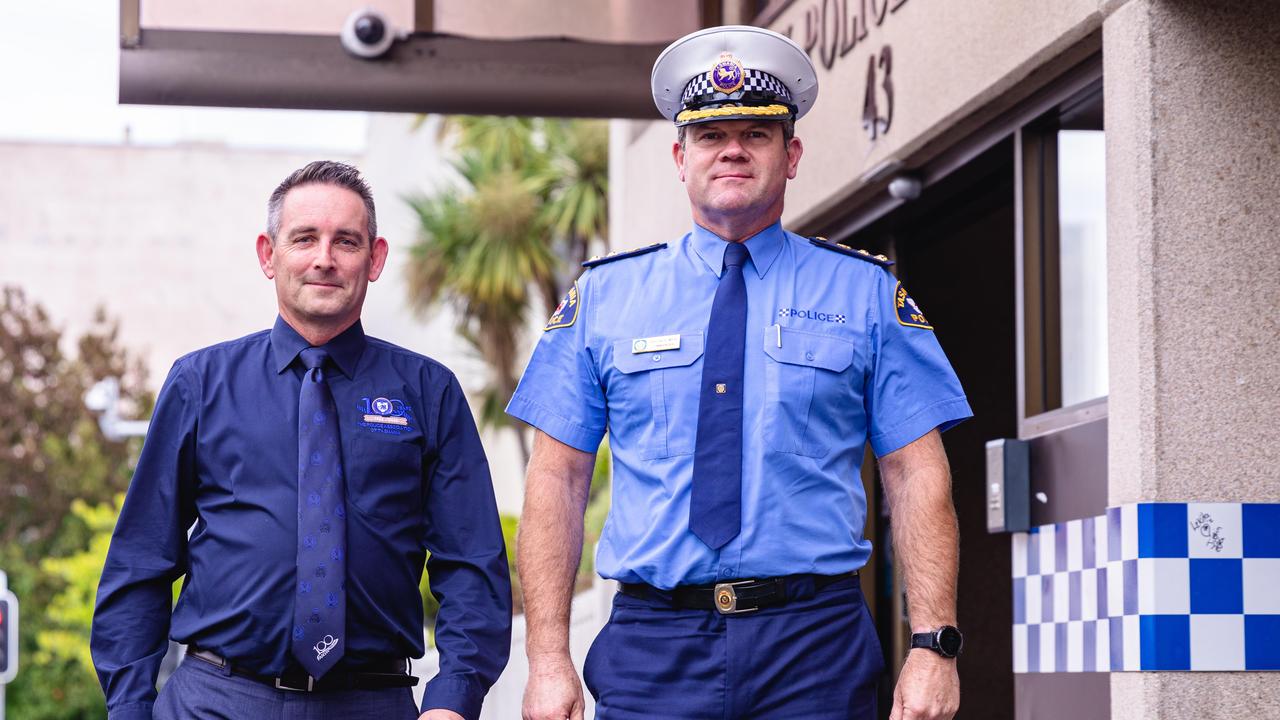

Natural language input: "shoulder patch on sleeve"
[809,236,894,267]
[544,281,581,331]
[581,243,667,268]
[894,281,933,330]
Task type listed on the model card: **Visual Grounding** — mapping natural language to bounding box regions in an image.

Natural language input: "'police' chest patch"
[778,307,847,324]
[356,396,415,435]
[895,282,932,330]
[544,282,580,331]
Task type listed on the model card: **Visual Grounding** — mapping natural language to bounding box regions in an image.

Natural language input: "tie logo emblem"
[715,383,727,394]
[314,634,340,661]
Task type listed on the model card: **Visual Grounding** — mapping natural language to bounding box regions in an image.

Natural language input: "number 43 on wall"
[862,45,894,141]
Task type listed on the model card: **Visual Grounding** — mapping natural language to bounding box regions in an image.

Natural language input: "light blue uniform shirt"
[507,221,971,589]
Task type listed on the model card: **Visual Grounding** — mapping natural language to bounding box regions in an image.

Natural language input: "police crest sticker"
[544,282,580,331]
[895,282,933,330]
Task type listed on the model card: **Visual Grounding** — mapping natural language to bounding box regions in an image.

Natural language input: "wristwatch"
[910,626,964,658]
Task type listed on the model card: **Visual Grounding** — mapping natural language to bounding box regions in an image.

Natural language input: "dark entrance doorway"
[847,139,1019,720]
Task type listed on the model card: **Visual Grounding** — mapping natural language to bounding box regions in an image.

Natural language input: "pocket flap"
[762,326,854,373]
[613,333,704,373]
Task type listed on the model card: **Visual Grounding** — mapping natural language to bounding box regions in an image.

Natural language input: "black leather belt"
[188,647,418,692]
[620,572,857,615]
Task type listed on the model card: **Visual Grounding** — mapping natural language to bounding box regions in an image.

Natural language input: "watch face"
[937,626,964,656]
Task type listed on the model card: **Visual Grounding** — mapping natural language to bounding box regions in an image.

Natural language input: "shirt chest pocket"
[609,333,704,460]
[762,326,856,458]
[344,436,424,525]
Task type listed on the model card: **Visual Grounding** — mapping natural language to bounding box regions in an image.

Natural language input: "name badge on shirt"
[631,334,681,354]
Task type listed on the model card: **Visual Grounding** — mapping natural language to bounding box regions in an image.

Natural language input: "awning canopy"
[118,0,767,118]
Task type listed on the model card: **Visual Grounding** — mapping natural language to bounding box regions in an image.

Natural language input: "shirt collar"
[270,315,366,378]
[689,221,785,279]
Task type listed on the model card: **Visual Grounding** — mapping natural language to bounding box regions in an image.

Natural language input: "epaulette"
[809,236,894,267]
[582,243,667,268]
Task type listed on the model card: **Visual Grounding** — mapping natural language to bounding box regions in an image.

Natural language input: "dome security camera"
[887,175,923,201]
[341,8,398,59]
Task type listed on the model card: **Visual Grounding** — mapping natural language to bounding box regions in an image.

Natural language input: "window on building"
[1017,82,1106,432]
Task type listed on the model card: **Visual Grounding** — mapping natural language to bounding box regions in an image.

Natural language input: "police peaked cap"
[652,25,819,127]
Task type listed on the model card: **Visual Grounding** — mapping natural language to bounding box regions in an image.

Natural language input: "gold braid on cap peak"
[675,104,792,123]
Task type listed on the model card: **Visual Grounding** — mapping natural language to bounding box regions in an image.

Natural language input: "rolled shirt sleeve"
[420,372,513,719]
[506,274,607,452]
[91,359,198,718]
[864,269,973,457]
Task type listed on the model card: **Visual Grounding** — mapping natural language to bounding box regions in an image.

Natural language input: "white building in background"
[0,113,525,514]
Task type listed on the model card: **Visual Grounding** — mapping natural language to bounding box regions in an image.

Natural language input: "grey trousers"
[154,655,420,720]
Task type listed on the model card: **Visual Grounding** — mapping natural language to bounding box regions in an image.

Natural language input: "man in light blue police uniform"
[510,26,971,720]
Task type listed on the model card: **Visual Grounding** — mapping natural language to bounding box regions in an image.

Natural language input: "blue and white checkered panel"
[680,69,793,105]
[1011,503,1280,673]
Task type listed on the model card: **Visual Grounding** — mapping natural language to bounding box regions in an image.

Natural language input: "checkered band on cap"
[681,68,794,108]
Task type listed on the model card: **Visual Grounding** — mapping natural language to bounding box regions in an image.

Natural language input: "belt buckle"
[274,675,315,692]
[714,580,759,615]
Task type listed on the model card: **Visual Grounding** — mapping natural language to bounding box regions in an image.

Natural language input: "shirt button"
[652,354,662,362]
[720,568,733,578]
[805,351,815,361]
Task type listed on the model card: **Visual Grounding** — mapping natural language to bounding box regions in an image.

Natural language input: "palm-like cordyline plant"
[404,116,607,464]
[406,118,613,603]
[540,119,610,274]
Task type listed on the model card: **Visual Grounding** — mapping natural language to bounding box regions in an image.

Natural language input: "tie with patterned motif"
[689,241,749,549]
[293,347,346,678]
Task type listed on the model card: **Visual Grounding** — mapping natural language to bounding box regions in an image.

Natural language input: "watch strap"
[910,626,963,657]
[910,631,938,651]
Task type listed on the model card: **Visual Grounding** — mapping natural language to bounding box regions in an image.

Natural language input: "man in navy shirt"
[512,27,968,720]
[91,161,511,719]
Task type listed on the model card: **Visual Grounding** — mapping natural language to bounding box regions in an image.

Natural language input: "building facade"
[610,1,1279,718]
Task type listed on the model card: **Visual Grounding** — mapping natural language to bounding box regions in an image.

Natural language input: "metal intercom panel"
[986,438,1030,533]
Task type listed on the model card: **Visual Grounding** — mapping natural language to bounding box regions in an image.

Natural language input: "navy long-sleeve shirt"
[91,317,511,720]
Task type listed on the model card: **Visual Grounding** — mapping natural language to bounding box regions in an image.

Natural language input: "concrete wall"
[1104,0,1280,716]
[607,119,691,250]
[0,113,527,512]
[766,0,1103,223]
[0,140,324,376]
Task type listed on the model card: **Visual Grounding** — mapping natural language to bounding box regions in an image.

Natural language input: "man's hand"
[522,654,585,720]
[889,649,959,720]
[418,710,465,720]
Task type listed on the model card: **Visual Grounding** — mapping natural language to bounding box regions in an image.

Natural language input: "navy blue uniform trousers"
[584,576,883,720]
[153,655,420,719]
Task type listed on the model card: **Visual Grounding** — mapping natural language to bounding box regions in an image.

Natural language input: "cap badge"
[710,53,744,94]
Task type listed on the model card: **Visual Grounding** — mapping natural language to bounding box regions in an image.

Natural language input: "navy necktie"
[690,241,749,549]
[293,347,346,678]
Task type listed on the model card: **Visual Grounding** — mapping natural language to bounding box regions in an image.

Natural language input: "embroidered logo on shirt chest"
[778,308,847,324]
[356,396,415,435]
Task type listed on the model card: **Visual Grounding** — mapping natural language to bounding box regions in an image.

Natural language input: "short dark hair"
[266,160,377,243]
[677,119,796,148]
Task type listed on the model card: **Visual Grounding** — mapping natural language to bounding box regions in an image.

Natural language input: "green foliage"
[37,498,121,676]
[0,287,150,548]
[0,288,151,720]
[579,439,612,587]
[500,513,521,614]
[1,541,107,720]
